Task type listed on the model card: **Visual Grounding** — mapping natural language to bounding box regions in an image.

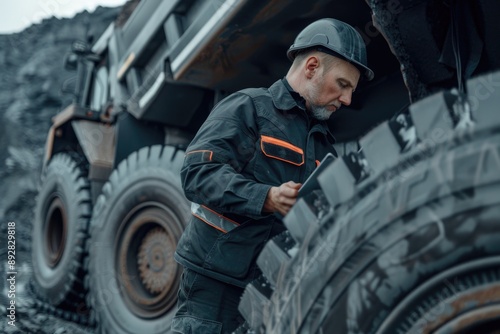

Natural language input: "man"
[172,18,373,333]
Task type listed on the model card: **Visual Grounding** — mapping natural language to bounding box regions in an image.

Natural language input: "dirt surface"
[0,211,95,333]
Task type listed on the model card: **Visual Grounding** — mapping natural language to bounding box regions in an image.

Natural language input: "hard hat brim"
[287,45,375,81]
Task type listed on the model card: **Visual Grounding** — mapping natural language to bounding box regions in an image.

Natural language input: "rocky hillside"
[0,7,120,230]
[0,6,120,333]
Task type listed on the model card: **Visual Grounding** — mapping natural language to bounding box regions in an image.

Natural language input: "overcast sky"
[0,0,128,34]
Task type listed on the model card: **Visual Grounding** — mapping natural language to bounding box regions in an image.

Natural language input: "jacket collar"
[269,79,306,111]
[269,79,336,144]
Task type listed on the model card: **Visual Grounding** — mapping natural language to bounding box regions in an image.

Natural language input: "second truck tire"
[85,145,189,333]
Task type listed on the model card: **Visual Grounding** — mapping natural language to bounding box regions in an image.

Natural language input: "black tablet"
[298,153,335,196]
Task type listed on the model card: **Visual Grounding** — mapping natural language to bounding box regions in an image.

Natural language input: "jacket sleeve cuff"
[246,183,272,217]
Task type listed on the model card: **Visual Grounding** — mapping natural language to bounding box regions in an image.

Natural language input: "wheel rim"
[434,302,500,334]
[374,257,500,334]
[116,202,183,319]
[43,197,68,268]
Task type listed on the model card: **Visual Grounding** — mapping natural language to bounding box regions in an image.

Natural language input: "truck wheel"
[86,145,189,333]
[239,72,500,333]
[32,153,92,306]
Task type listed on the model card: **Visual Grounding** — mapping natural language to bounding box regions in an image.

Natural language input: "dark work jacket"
[175,79,337,288]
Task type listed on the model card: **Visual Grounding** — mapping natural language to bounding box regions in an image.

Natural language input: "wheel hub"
[138,227,172,294]
[44,197,67,268]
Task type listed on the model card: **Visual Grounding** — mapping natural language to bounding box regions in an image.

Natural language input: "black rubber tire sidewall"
[32,153,91,305]
[312,184,500,333]
[87,146,189,333]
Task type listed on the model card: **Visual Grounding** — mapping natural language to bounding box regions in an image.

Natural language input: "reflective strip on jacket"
[175,79,337,287]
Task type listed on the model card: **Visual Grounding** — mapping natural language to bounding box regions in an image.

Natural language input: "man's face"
[304,58,361,121]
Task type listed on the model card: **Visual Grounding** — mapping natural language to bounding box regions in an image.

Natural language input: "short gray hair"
[291,49,341,73]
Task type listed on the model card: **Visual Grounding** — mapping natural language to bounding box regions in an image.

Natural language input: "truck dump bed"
[109,0,404,141]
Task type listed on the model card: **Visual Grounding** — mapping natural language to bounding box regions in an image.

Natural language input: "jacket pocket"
[203,219,273,279]
[171,315,222,334]
[260,135,304,166]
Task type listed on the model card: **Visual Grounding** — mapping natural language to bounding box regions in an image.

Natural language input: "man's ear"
[305,56,320,79]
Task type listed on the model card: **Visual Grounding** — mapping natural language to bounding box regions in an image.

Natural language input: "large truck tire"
[239,72,500,333]
[85,145,189,333]
[32,153,92,306]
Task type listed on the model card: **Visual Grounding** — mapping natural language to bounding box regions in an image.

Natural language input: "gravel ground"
[1,219,95,334]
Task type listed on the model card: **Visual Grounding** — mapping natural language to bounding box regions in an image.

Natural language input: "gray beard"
[309,105,332,121]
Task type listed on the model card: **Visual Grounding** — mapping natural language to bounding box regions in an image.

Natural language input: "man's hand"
[263,181,302,216]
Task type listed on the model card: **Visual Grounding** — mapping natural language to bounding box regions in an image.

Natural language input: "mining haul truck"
[32,0,500,333]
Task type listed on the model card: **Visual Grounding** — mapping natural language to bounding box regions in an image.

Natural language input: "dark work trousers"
[171,267,245,334]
